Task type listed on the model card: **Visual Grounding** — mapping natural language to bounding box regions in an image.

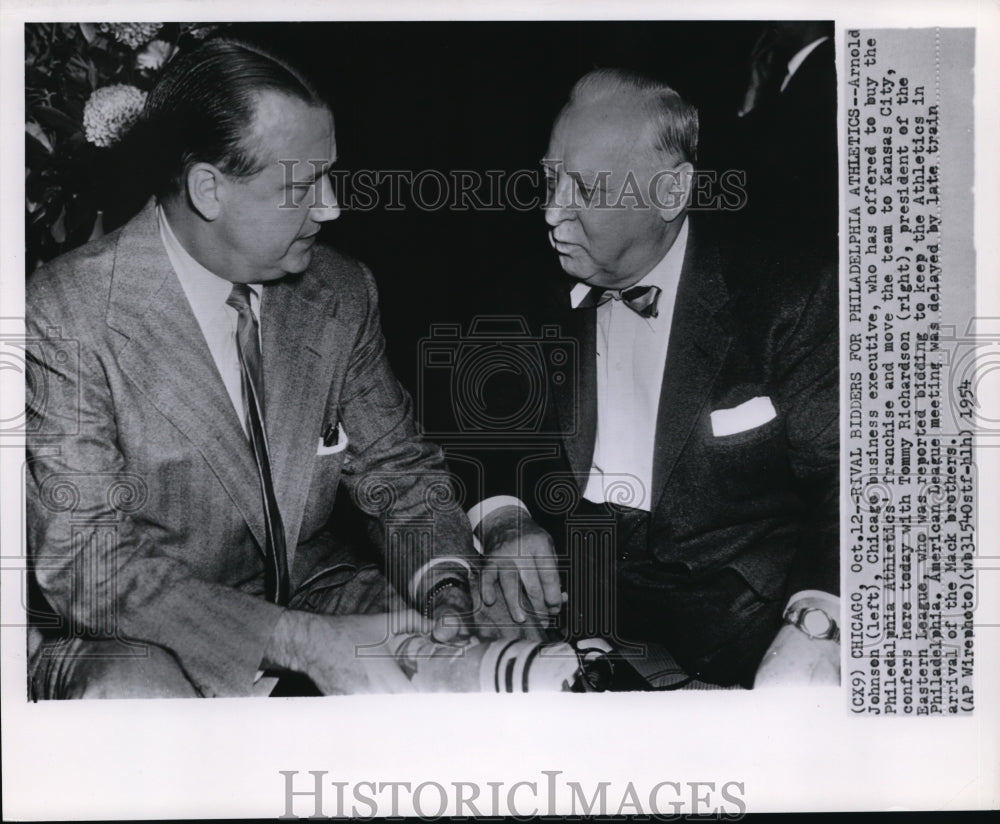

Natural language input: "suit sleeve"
[25,271,285,697]
[335,264,481,604]
[772,264,840,599]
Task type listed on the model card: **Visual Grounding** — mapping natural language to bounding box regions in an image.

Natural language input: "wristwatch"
[783,605,840,641]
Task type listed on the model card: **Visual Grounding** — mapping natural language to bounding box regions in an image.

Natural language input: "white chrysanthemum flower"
[83,84,147,148]
[135,39,177,72]
[98,22,162,50]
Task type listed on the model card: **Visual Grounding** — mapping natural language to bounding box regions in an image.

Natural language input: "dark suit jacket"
[704,36,838,262]
[25,200,477,697]
[452,218,838,653]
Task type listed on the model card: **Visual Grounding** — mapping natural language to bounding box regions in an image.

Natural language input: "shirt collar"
[783,36,828,89]
[157,203,261,310]
[569,216,689,309]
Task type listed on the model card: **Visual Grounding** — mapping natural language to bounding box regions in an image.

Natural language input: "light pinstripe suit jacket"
[25,199,477,696]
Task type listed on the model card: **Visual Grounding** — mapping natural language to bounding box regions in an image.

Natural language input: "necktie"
[575,284,662,318]
[226,284,289,605]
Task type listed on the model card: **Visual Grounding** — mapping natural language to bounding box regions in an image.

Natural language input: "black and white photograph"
[20,16,842,698]
[2,0,998,818]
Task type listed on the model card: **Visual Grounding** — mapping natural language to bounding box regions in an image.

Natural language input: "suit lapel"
[650,224,733,512]
[260,272,347,559]
[552,224,733,505]
[551,293,597,486]
[107,201,267,550]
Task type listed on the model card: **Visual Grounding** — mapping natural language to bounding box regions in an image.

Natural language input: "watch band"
[421,575,469,619]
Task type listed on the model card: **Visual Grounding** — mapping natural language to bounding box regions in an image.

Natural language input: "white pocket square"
[710,396,777,437]
[316,423,348,455]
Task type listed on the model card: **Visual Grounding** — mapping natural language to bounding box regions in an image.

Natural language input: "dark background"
[30,20,836,396]
[222,21,768,391]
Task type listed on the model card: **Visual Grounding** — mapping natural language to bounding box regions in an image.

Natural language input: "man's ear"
[185,162,224,221]
[652,161,694,223]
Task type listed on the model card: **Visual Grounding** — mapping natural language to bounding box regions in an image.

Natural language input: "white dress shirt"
[158,207,272,690]
[159,207,477,698]
[157,206,261,436]
[780,36,829,92]
[570,218,688,512]
[468,220,688,528]
[467,217,836,621]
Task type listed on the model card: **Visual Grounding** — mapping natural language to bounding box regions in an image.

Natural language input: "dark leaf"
[50,207,67,243]
[57,23,82,42]
[31,105,81,135]
[25,66,51,87]
[25,167,52,205]
[52,38,74,61]
[25,132,53,168]
[66,195,98,242]
[91,48,126,77]
[64,74,91,101]
[87,211,105,241]
[25,121,53,152]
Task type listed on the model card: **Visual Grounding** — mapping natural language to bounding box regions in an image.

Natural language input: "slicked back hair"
[567,68,699,165]
[139,38,326,199]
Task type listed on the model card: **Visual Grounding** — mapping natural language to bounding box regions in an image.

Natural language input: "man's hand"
[264,609,431,694]
[425,582,474,645]
[469,578,548,642]
[754,624,840,687]
[476,505,564,637]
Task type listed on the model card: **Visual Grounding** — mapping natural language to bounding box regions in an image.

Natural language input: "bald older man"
[472,69,839,688]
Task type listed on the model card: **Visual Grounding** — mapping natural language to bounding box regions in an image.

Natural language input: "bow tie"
[575,284,662,318]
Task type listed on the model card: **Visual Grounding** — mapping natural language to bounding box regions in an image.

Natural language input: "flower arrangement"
[98,23,164,50]
[25,22,228,271]
[82,84,148,148]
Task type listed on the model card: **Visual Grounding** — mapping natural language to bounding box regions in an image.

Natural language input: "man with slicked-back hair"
[25,39,490,697]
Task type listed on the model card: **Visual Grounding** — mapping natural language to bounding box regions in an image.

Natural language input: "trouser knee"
[31,637,200,699]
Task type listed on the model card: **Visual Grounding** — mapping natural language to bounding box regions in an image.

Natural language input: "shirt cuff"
[253,670,279,696]
[467,495,529,534]
[466,495,530,553]
[784,589,840,615]
[407,556,474,604]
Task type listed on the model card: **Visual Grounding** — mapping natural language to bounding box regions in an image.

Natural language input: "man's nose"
[310,173,341,222]
[544,174,576,227]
